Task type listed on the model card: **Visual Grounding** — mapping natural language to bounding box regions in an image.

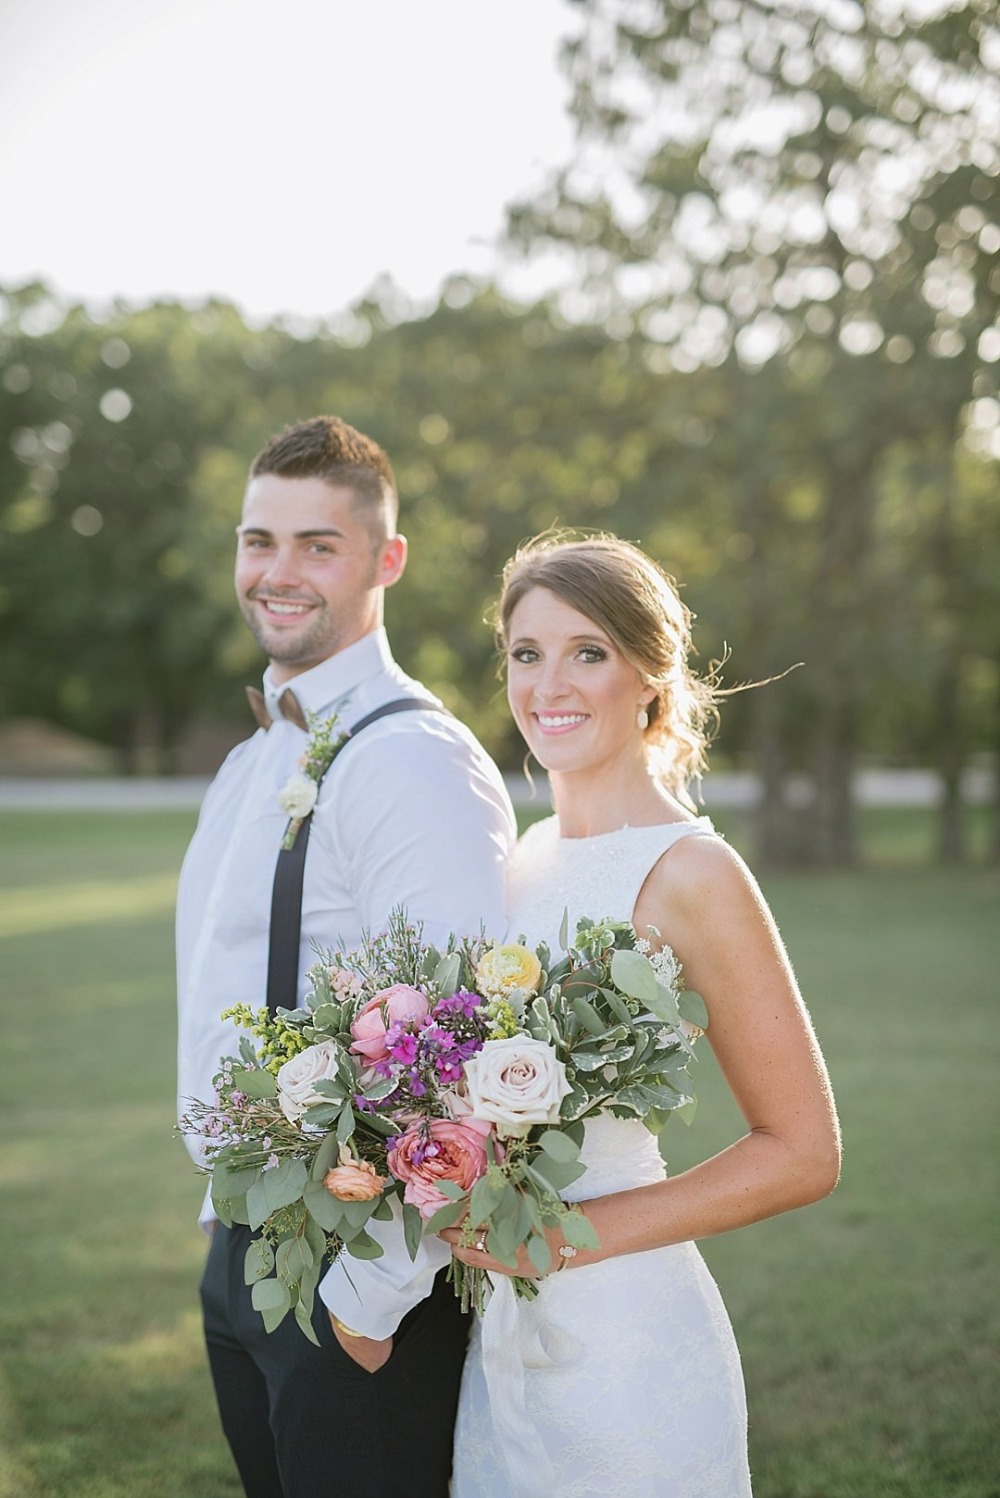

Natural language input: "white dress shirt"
[176,626,515,1333]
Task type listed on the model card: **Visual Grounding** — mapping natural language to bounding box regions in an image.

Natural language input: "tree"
[506,0,1000,863]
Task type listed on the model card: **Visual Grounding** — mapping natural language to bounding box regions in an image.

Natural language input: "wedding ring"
[475,1238,488,1252]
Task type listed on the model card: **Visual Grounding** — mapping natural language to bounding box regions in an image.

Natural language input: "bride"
[441,534,841,1498]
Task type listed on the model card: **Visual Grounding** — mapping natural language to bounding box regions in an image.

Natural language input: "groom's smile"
[235,473,406,682]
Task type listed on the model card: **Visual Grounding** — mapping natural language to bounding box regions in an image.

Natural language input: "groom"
[176,415,515,1498]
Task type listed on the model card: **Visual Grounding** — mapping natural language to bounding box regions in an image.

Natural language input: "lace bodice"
[507,813,718,952]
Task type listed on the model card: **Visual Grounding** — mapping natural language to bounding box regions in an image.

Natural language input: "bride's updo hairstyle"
[496,533,720,803]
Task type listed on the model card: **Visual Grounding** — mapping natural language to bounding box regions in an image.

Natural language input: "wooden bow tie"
[246,685,308,732]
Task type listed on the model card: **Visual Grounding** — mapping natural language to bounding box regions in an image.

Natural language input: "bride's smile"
[506,587,654,778]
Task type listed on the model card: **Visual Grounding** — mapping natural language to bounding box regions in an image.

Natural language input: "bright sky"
[0,0,578,322]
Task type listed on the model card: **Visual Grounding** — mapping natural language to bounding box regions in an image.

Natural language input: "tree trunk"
[932,464,965,864]
[935,662,965,865]
[812,694,858,866]
[751,681,813,867]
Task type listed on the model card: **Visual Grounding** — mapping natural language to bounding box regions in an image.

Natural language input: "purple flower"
[432,989,484,1020]
[388,1031,419,1065]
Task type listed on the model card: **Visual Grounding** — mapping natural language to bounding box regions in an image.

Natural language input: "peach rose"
[349,984,430,1065]
[323,1159,386,1201]
[388,1116,493,1220]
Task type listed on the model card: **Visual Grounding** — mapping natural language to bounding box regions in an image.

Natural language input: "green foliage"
[3,17,998,878]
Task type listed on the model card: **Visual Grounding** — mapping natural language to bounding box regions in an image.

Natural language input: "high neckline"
[552,814,713,843]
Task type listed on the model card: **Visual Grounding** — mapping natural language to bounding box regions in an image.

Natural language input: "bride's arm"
[575,835,840,1261]
[444,835,840,1275]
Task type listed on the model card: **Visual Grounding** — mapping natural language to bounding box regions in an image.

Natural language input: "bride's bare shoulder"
[647,830,764,915]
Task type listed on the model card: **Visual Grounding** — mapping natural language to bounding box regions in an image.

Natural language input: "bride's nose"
[532,660,572,703]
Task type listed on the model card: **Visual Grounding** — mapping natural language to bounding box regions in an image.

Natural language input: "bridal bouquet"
[179,910,707,1340]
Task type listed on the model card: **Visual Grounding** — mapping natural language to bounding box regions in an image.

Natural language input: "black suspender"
[265,696,444,1017]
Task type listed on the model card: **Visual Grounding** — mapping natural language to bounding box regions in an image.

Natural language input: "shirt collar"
[261,627,394,724]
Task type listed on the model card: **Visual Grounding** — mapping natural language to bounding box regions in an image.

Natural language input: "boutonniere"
[277,710,346,850]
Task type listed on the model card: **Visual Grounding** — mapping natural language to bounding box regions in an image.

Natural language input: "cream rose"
[464,1036,572,1138]
[277,772,318,819]
[275,1041,341,1123]
[475,943,543,999]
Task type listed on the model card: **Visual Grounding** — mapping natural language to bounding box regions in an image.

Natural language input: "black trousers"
[200,1223,471,1498]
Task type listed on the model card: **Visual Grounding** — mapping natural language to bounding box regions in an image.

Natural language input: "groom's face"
[235,474,406,682]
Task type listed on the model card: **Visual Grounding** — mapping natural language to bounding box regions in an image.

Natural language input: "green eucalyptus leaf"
[561,1211,601,1250]
[303,1214,327,1260]
[251,1278,289,1313]
[526,1232,552,1276]
[432,1178,468,1202]
[211,1159,261,1201]
[213,1196,235,1229]
[303,1180,345,1232]
[339,1197,377,1229]
[467,1174,504,1226]
[233,1066,278,1099]
[422,1198,465,1235]
[310,1132,342,1182]
[336,1105,356,1148]
[243,1237,275,1285]
[526,1156,587,1192]
[677,990,709,1029]
[643,988,682,1025]
[246,1158,308,1229]
[294,1296,321,1346]
[371,1193,394,1222]
[344,1230,384,1260]
[536,1129,581,1163]
[433,951,461,997]
[609,948,658,1004]
[402,1202,425,1260]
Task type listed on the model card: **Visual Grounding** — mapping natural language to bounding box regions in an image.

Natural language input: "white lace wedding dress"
[451,816,752,1498]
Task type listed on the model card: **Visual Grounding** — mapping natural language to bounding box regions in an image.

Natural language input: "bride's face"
[505,587,655,777]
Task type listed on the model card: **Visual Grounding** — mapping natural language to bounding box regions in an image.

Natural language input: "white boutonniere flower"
[277,709,345,850]
[277,773,318,820]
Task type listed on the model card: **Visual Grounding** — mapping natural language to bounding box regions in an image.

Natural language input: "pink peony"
[388,1117,493,1220]
[349,985,430,1065]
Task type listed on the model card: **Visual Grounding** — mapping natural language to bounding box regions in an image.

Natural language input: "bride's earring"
[637,706,649,730]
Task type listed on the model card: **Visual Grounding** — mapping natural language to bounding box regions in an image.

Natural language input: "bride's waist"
[560,1113,666,1203]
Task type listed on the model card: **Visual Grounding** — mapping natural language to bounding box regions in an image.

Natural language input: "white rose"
[464,1036,572,1138]
[276,1041,341,1123]
[277,773,318,819]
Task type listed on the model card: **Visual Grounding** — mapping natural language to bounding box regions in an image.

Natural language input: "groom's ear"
[378,534,407,590]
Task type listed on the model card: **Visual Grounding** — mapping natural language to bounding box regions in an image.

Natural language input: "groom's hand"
[328,1314,393,1372]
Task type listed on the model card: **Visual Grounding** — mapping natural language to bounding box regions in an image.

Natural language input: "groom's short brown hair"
[250,416,398,537]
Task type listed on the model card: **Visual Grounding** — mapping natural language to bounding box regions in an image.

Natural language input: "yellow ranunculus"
[475,943,542,999]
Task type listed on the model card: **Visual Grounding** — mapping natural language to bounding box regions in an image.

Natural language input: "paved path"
[0,769,991,812]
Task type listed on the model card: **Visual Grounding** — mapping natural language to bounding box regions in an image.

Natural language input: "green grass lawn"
[0,810,997,1497]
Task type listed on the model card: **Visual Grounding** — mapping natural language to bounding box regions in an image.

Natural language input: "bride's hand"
[437,1223,580,1279]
